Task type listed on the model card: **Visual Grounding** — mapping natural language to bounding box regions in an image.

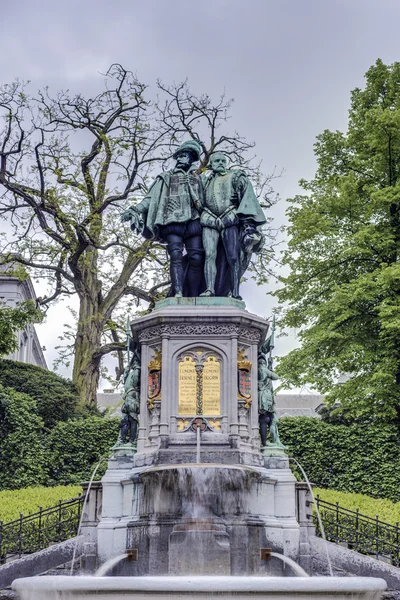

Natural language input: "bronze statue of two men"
[121,140,266,299]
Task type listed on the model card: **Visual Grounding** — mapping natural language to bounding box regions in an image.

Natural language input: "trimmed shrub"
[0,485,82,523]
[314,487,400,526]
[0,385,47,490]
[279,417,400,501]
[0,359,81,428]
[45,416,120,485]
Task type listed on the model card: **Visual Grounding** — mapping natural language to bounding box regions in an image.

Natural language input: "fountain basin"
[12,575,387,599]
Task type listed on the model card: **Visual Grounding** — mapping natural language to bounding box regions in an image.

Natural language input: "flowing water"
[95,554,128,577]
[289,457,334,577]
[70,455,112,575]
[270,552,309,577]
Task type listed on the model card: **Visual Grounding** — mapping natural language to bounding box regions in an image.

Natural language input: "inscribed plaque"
[202,356,220,415]
[178,356,197,415]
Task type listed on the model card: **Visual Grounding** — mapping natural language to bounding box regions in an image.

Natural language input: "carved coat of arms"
[238,349,252,407]
[147,350,162,409]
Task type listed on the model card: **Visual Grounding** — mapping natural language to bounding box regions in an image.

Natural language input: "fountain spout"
[191,417,207,464]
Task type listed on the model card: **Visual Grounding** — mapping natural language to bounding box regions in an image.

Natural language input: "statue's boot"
[168,241,184,296]
[203,259,217,297]
[186,245,205,296]
[119,416,129,444]
[129,419,138,444]
[231,263,242,300]
[170,263,183,297]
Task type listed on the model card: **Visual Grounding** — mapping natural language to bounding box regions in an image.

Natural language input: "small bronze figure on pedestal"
[258,318,284,448]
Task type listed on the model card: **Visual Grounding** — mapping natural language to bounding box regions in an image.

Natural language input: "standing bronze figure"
[121,140,205,297]
[258,318,284,448]
[200,152,266,299]
[118,349,141,445]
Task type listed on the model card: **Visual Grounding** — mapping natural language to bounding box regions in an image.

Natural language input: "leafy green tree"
[0,66,275,404]
[0,300,41,356]
[276,59,400,426]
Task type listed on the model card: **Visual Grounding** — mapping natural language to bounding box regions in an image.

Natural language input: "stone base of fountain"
[96,461,300,577]
[51,302,389,596]
[169,522,231,575]
[12,574,387,600]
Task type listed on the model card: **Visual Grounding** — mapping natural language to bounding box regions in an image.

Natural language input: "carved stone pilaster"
[148,400,161,445]
[238,399,250,441]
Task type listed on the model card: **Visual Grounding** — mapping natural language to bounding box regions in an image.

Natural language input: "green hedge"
[0,382,120,490]
[0,359,80,428]
[279,417,400,502]
[45,417,120,485]
[0,385,47,490]
[315,487,400,526]
[0,485,82,523]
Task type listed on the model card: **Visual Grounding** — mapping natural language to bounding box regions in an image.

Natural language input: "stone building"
[0,265,47,369]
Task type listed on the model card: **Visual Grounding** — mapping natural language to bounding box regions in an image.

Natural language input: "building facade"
[0,268,47,369]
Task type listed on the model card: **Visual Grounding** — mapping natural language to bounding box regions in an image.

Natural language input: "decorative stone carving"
[148,400,161,444]
[139,324,261,343]
[238,399,250,441]
[176,416,222,433]
[237,348,252,409]
[147,348,162,410]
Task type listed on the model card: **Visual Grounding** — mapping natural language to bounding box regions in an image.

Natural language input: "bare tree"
[0,67,277,404]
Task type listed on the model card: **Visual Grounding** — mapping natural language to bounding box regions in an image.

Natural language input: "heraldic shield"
[237,348,252,403]
[238,368,251,399]
[148,370,161,400]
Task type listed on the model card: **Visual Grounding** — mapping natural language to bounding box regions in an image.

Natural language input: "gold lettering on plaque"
[202,356,220,415]
[178,356,197,415]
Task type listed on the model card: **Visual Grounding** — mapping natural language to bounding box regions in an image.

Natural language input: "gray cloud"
[2,0,399,385]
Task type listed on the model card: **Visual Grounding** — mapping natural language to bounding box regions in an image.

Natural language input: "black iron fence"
[313,495,400,567]
[0,495,84,564]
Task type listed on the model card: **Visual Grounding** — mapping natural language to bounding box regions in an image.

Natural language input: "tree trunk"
[72,254,104,406]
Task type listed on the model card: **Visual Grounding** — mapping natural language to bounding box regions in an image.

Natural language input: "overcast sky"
[2,0,400,387]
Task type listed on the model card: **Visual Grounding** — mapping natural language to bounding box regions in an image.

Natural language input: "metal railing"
[0,495,84,564]
[314,495,400,567]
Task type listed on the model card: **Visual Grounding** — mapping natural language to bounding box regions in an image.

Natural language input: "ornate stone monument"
[96,144,298,576]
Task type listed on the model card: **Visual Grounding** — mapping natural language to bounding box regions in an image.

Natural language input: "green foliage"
[0,300,42,356]
[0,359,96,428]
[0,385,47,490]
[0,485,82,523]
[0,371,117,490]
[314,487,400,526]
[279,417,400,501]
[45,416,120,485]
[276,59,400,424]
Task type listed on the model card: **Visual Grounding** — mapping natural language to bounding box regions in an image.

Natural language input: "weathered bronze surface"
[178,356,197,415]
[202,356,220,415]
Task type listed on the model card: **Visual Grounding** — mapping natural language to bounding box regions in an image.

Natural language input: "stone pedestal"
[131,297,266,466]
[96,299,300,574]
